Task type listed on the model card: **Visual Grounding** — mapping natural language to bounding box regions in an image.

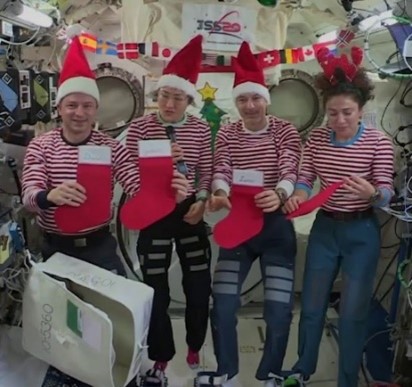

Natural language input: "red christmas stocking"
[54,146,112,233]
[214,170,264,249]
[120,139,176,230]
[286,180,344,220]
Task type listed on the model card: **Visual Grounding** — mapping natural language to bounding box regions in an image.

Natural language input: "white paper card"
[80,309,102,351]
[139,140,171,158]
[233,169,264,187]
[78,146,111,165]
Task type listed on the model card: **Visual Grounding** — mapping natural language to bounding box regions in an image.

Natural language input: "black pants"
[40,227,133,387]
[137,196,212,362]
[41,227,126,276]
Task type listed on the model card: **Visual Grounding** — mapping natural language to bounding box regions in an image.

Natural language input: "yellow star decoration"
[197,82,218,101]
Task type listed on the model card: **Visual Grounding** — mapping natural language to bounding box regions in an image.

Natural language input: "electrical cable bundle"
[0,228,33,326]
[397,258,412,310]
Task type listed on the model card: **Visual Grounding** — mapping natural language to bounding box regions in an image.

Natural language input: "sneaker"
[139,368,167,386]
[262,373,283,387]
[194,371,228,386]
[187,348,200,369]
[283,373,307,387]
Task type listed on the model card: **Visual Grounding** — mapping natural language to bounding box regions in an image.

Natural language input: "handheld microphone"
[165,125,189,176]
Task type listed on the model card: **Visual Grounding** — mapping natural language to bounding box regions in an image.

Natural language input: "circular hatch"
[267,69,324,140]
[94,63,144,138]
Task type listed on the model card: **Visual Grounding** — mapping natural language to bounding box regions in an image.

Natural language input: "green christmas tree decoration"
[200,98,227,148]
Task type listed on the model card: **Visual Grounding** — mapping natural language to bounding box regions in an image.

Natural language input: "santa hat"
[156,35,203,99]
[232,41,271,103]
[56,36,100,104]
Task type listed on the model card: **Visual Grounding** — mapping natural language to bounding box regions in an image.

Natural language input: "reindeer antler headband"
[316,46,364,85]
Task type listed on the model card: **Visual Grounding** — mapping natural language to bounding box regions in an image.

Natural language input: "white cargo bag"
[22,253,154,387]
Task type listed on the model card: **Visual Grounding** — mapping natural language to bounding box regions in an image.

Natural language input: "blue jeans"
[292,211,381,387]
[210,211,297,381]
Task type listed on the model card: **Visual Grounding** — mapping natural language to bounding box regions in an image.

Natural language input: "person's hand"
[171,171,188,203]
[255,190,281,213]
[343,175,375,200]
[171,143,184,163]
[207,194,231,212]
[184,201,205,224]
[283,194,305,213]
[282,189,309,213]
[47,181,86,206]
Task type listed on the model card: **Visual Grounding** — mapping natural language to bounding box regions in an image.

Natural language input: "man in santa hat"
[125,35,213,386]
[201,41,302,387]
[21,36,188,386]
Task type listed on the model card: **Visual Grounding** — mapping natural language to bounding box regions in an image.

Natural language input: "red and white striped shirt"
[22,128,140,233]
[126,112,212,197]
[296,125,394,212]
[212,115,302,195]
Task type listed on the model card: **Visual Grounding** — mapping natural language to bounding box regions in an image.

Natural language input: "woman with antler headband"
[283,47,394,387]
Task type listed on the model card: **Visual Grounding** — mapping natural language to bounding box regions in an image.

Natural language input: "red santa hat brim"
[56,76,100,104]
[232,81,271,104]
[156,74,197,99]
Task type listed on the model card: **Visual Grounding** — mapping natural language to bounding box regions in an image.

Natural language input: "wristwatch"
[369,188,381,203]
[275,188,287,206]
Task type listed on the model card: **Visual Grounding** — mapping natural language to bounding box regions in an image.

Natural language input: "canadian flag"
[301,45,317,61]
[302,40,337,61]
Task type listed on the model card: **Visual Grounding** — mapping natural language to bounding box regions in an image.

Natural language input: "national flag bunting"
[79,33,97,52]
[96,39,117,55]
[117,43,139,59]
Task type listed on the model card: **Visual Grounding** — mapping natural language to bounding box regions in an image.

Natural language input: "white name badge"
[139,139,171,158]
[78,146,111,165]
[233,169,264,187]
